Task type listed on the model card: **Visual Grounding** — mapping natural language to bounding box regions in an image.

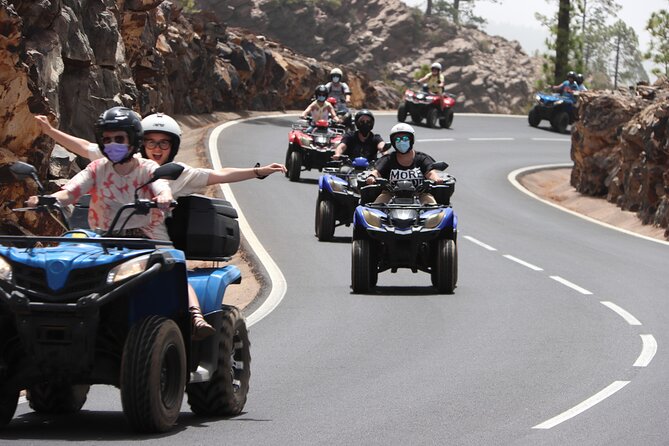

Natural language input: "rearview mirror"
[10,161,37,179]
[152,162,184,181]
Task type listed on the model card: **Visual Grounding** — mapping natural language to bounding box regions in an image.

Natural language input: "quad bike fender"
[188,266,242,315]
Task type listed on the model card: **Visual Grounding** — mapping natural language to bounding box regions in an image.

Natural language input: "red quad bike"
[285,118,345,182]
[397,84,456,129]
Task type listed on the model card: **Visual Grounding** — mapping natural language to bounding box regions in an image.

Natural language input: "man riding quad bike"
[397,63,456,129]
[285,115,345,182]
[528,71,579,133]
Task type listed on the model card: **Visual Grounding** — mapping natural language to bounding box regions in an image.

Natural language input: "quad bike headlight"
[423,211,445,229]
[361,209,384,228]
[106,254,150,284]
[328,177,348,193]
[0,256,12,282]
[535,94,541,103]
[299,136,312,146]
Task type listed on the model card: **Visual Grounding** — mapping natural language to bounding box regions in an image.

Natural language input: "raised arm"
[34,115,99,160]
[206,164,287,185]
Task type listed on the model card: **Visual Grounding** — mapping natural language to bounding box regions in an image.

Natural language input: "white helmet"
[389,123,415,151]
[141,113,182,163]
[431,62,442,71]
[330,67,343,80]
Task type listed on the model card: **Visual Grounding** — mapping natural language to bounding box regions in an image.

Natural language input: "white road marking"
[503,255,543,271]
[532,381,630,429]
[531,137,570,142]
[209,117,289,327]
[463,235,497,251]
[600,301,642,326]
[468,137,515,141]
[549,276,593,295]
[416,138,455,142]
[634,335,657,367]
[508,164,669,247]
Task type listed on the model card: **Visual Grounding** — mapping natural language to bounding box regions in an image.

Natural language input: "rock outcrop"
[571,79,669,238]
[0,0,391,234]
[202,0,543,114]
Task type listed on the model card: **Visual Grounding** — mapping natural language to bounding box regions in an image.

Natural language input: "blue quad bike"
[315,155,371,241]
[0,162,251,433]
[528,92,577,133]
[350,163,458,294]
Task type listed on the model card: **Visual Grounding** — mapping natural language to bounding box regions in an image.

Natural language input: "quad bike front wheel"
[315,199,335,241]
[439,110,454,129]
[0,389,18,429]
[426,108,439,128]
[187,305,251,416]
[121,316,186,433]
[288,150,302,182]
[397,104,407,123]
[352,239,373,293]
[27,383,90,414]
[432,239,457,294]
[528,106,541,127]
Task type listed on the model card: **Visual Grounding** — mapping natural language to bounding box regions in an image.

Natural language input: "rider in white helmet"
[33,111,287,340]
[325,67,351,113]
[417,62,445,95]
[366,123,445,205]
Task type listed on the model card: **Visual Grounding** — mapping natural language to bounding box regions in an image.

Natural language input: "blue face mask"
[317,95,327,102]
[332,76,341,82]
[395,140,412,153]
[103,142,130,163]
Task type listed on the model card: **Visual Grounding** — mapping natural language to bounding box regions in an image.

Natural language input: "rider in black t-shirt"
[333,109,387,163]
[366,123,444,205]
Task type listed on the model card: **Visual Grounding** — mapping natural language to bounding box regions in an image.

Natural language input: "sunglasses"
[394,135,411,143]
[144,139,172,150]
[102,135,128,144]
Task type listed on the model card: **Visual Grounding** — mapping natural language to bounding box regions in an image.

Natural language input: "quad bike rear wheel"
[426,108,439,128]
[121,316,186,433]
[439,110,454,129]
[0,389,18,429]
[27,383,90,414]
[288,150,302,182]
[397,104,407,123]
[432,239,457,294]
[352,239,373,293]
[315,199,335,241]
[187,305,251,416]
[528,106,541,127]
[550,111,569,134]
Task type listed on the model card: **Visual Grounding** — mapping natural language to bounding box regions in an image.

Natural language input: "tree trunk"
[555,0,571,83]
[426,0,433,16]
[613,32,621,89]
[453,0,460,25]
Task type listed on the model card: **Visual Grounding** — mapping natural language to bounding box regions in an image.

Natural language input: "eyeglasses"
[144,139,172,150]
[394,135,411,143]
[102,135,128,144]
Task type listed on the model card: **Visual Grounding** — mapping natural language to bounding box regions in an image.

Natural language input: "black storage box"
[167,194,240,260]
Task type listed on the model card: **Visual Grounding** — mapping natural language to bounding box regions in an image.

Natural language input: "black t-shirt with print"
[374,151,436,187]
[341,131,384,163]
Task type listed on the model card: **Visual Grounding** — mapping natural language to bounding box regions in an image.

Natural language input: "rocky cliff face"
[203,0,543,114]
[571,80,669,238]
[0,0,390,234]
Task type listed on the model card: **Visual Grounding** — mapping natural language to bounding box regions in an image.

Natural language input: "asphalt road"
[5,114,669,445]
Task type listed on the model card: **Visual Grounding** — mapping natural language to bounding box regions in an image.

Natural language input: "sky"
[401,0,668,76]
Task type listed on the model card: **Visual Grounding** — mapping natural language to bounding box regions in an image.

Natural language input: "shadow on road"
[366,285,444,296]
[0,410,256,441]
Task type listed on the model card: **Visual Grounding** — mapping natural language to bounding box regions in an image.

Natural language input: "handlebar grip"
[37,196,57,206]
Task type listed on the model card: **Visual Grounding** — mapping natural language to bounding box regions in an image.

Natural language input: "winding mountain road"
[5,114,668,445]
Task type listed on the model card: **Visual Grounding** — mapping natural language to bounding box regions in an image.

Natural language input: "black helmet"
[95,106,143,162]
[576,73,584,84]
[566,71,577,81]
[315,84,329,100]
[354,109,375,131]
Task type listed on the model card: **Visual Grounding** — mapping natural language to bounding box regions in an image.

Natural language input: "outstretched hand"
[257,163,287,177]
[34,115,55,133]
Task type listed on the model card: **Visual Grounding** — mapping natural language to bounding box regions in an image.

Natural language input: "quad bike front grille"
[12,263,110,297]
